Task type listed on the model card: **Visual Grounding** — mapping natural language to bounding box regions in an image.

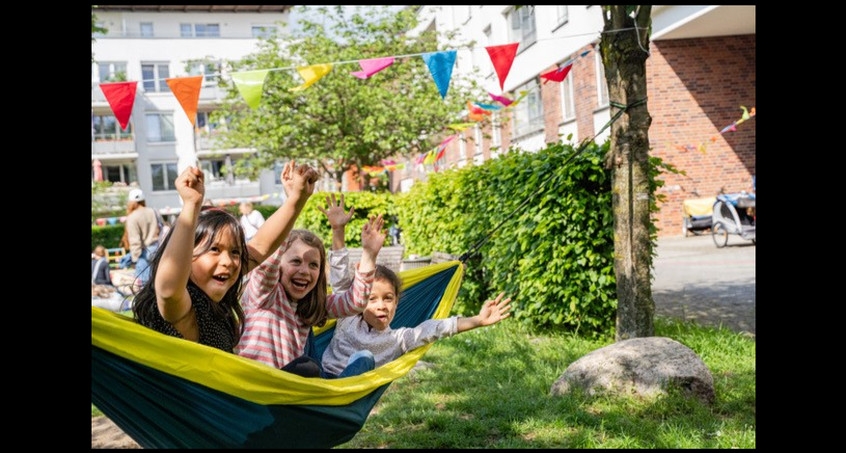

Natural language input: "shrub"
[395,140,643,336]
[92,224,124,250]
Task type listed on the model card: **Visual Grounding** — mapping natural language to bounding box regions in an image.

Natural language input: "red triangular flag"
[540,64,573,84]
[485,43,519,91]
[166,76,204,126]
[99,82,138,130]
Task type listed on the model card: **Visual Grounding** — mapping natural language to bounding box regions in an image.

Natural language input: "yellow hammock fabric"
[93,260,464,447]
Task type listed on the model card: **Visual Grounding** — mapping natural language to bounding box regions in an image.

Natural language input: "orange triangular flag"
[166,76,204,126]
[99,82,138,130]
[485,43,519,91]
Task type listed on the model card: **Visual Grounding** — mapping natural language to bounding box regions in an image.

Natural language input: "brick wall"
[646,35,756,236]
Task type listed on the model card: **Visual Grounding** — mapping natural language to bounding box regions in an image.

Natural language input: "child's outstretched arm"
[154,166,204,324]
[358,214,385,274]
[246,161,318,272]
[318,193,355,291]
[323,214,384,318]
[318,193,355,252]
[456,292,513,333]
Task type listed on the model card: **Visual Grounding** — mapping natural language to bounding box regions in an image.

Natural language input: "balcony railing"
[92,139,136,156]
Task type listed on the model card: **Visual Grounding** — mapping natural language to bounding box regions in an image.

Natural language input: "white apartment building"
[91,5,294,212]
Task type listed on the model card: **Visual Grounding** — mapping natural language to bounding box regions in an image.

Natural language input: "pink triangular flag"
[350,57,395,79]
[485,43,519,91]
[99,82,138,130]
[489,92,514,106]
[540,64,573,84]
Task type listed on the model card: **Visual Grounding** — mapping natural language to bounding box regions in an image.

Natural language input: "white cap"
[128,189,145,202]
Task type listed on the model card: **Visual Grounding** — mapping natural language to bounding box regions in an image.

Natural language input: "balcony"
[92,139,136,157]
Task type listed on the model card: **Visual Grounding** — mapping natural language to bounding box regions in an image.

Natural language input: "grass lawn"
[337,316,755,449]
[92,316,755,448]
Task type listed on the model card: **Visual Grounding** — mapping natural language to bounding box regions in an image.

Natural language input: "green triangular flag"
[231,70,270,110]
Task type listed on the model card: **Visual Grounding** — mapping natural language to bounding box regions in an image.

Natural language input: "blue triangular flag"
[422,50,457,100]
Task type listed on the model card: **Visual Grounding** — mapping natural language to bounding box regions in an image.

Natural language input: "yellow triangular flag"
[290,64,333,92]
[231,70,270,110]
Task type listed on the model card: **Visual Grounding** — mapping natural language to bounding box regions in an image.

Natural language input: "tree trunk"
[600,5,654,341]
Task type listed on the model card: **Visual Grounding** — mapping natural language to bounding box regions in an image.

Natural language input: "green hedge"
[395,140,665,337]
[92,224,124,250]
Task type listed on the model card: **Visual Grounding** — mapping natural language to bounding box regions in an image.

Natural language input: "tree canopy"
[214,6,484,183]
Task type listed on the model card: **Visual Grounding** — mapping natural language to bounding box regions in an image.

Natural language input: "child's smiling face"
[190,227,242,302]
[362,278,398,331]
[280,238,321,302]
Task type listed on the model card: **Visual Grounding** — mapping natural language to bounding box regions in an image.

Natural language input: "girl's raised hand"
[361,214,386,255]
[282,160,319,199]
[175,166,205,205]
[476,292,512,326]
[317,193,355,230]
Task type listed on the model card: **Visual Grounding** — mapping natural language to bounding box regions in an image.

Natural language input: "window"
[195,111,222,133]
[93,114,133,140]
[194,23,220,37]
[151,163,179,191]
[482,25,493,78]
[595,52,609,108]
[560,69,576,121]
[146,113,175,142]
[188,61,220,87]
[98,62,127,83]
[141,62,170,92]
[140,22,153,37]
[556,6,569,27]
[508,6,536,49]
[103,164,137,184]
[200,158,227,182]
[512,78,543,138]
[252,25,278,38]
[180,23,193,37]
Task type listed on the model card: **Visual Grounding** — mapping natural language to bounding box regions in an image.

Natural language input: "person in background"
[239,201,265,242]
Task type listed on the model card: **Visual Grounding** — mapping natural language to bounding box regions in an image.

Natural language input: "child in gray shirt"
[322,265,512,377]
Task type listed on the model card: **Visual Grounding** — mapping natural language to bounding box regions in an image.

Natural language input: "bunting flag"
[447,123,475,131]
[290,64,334,92]
[166,76,204,126]
[381,159,397,166]
[99,82,138,130]
[489,92,514,106]
[385,163,406,171]
[473,102,502,111]
[439,135,456,147]
[720,124,737,134]
[422,50,457,99]
[467,101,486,116]
[468,112,487,122]
[485,43,520,91]
[350,57,395,79]
[540,63,573,84]
[435,144,448,161]
[423,148,438,165]
[231,70,270,110]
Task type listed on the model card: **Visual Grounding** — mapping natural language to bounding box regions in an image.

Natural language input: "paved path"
[652,234,755,336]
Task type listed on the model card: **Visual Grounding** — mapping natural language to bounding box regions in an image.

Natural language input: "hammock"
[92,260,464,449]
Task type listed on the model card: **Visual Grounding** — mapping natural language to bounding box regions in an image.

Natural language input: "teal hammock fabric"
[92,263,460,449]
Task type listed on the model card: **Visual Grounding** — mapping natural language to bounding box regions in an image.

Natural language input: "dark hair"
[283,229,329,327]
[374,265,402,300]
[132,209,248,338]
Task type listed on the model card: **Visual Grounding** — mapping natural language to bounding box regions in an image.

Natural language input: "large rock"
[550,337,715,404]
